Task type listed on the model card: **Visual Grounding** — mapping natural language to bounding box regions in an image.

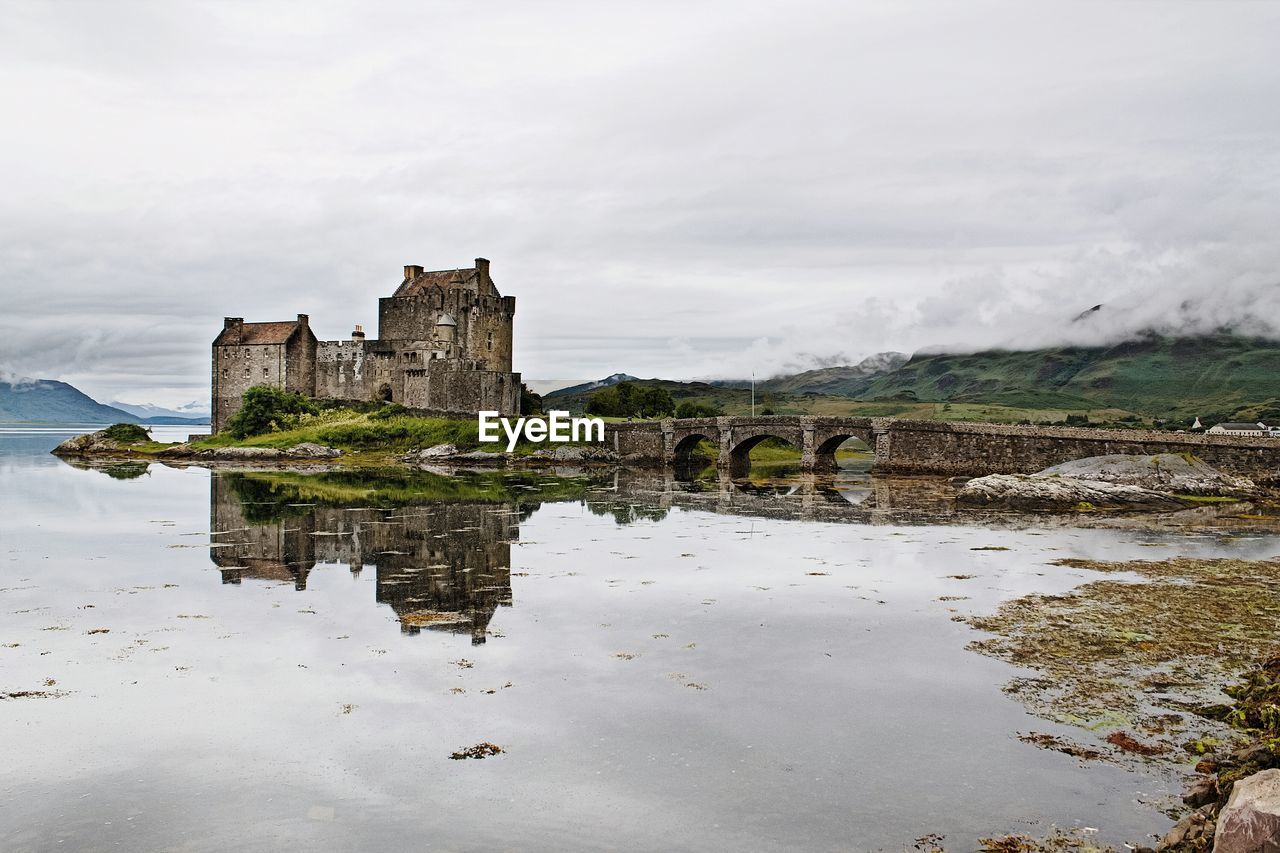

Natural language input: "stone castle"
[212,258,519,432]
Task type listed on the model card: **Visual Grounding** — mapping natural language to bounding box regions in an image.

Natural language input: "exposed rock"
[404,443,460,462]
[285,442,341,459]
[1185,776,1220,808]
[202,446,289,460]
[1038,454,1255,496]
[1159,806,1217,850]
[52,430,134,456]
[54,431,340,461]
[402,444,506,464]
[453,450,508,463]
[530,445,619,463]
[1213,769,1280,853]
[957,454,1251,512]
[958,472,1188,512]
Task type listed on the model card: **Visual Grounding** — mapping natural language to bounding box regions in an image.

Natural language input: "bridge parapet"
[603,416,1280,481]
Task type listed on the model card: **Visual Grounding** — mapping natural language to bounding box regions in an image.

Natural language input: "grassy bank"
[194,410,491,455]
[225,468,594,522]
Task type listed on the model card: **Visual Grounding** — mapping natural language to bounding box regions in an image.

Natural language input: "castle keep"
[212,258,519,431]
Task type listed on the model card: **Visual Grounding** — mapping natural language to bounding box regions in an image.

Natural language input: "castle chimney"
[351,324,365,342]
[475,257,490,284]
[404,264,424,280]
[296,313,309,326]
[224,317,243,342]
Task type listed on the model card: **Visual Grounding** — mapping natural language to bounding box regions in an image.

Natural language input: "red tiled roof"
[214,321,299,346]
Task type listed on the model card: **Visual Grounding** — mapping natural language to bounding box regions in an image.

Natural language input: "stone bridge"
[604,416,1280,480]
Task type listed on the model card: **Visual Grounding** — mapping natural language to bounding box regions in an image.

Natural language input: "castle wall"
[213,342,288,432]
[285,332,317,398]
[316,340,370,400]
[462,295,516,371]
[377,289,515,373]
[402,362,520,414]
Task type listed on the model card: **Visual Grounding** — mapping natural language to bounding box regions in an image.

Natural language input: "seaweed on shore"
[964,557,1280,762]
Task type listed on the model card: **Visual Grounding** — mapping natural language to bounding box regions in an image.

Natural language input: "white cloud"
[1,0,1278,403]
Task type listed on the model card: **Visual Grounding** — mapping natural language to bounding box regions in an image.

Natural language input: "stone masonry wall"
[606,417,1280,481]
[877,420,1280,479]
[213,342,289,433]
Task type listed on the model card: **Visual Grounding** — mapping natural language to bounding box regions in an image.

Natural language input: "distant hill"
[760,352,910,395]
[0,380,139,424]
[854,334,1280,418]
[548,335,1280,422]
[544,376,743,413]
[547,373,640,398]
[0,380,209,425]
[111,400,211,421]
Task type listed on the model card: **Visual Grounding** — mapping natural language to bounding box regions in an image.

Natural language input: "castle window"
[222,369,228,379]
[243,368,250,378]
[263,367,269,377]
[244,348,250,358]
[487,332,493,352]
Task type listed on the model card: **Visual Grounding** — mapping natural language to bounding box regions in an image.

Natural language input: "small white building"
[1207,421,1269,437]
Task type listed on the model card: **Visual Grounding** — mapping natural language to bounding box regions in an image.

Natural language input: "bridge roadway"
[603,416,1280,480]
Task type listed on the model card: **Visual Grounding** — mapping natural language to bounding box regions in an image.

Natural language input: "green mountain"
[550,335,1280,423]
[0,380,139,423]
[853,335,1280,419]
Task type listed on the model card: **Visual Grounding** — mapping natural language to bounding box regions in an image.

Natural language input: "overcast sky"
[2,0,1278,408]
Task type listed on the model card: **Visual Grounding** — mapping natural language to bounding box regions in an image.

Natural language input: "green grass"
[225,468,592,522]
[181,409,610,461]
[193,411,486,453]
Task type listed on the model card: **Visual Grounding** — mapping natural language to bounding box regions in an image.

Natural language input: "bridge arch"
[671,432,716,466]
[724,430,805,478]
[813,430,875,472]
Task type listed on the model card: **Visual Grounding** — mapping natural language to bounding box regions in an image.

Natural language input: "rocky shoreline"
[957,454,1258,512]
[51,430,629,466]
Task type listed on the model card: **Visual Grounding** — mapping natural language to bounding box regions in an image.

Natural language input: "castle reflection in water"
[203,462,988,644]
[209,474,522,644]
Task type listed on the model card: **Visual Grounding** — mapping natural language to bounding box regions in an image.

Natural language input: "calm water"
[3,427,1276,852]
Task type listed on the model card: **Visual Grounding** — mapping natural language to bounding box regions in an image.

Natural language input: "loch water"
[2,427,1277,852]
